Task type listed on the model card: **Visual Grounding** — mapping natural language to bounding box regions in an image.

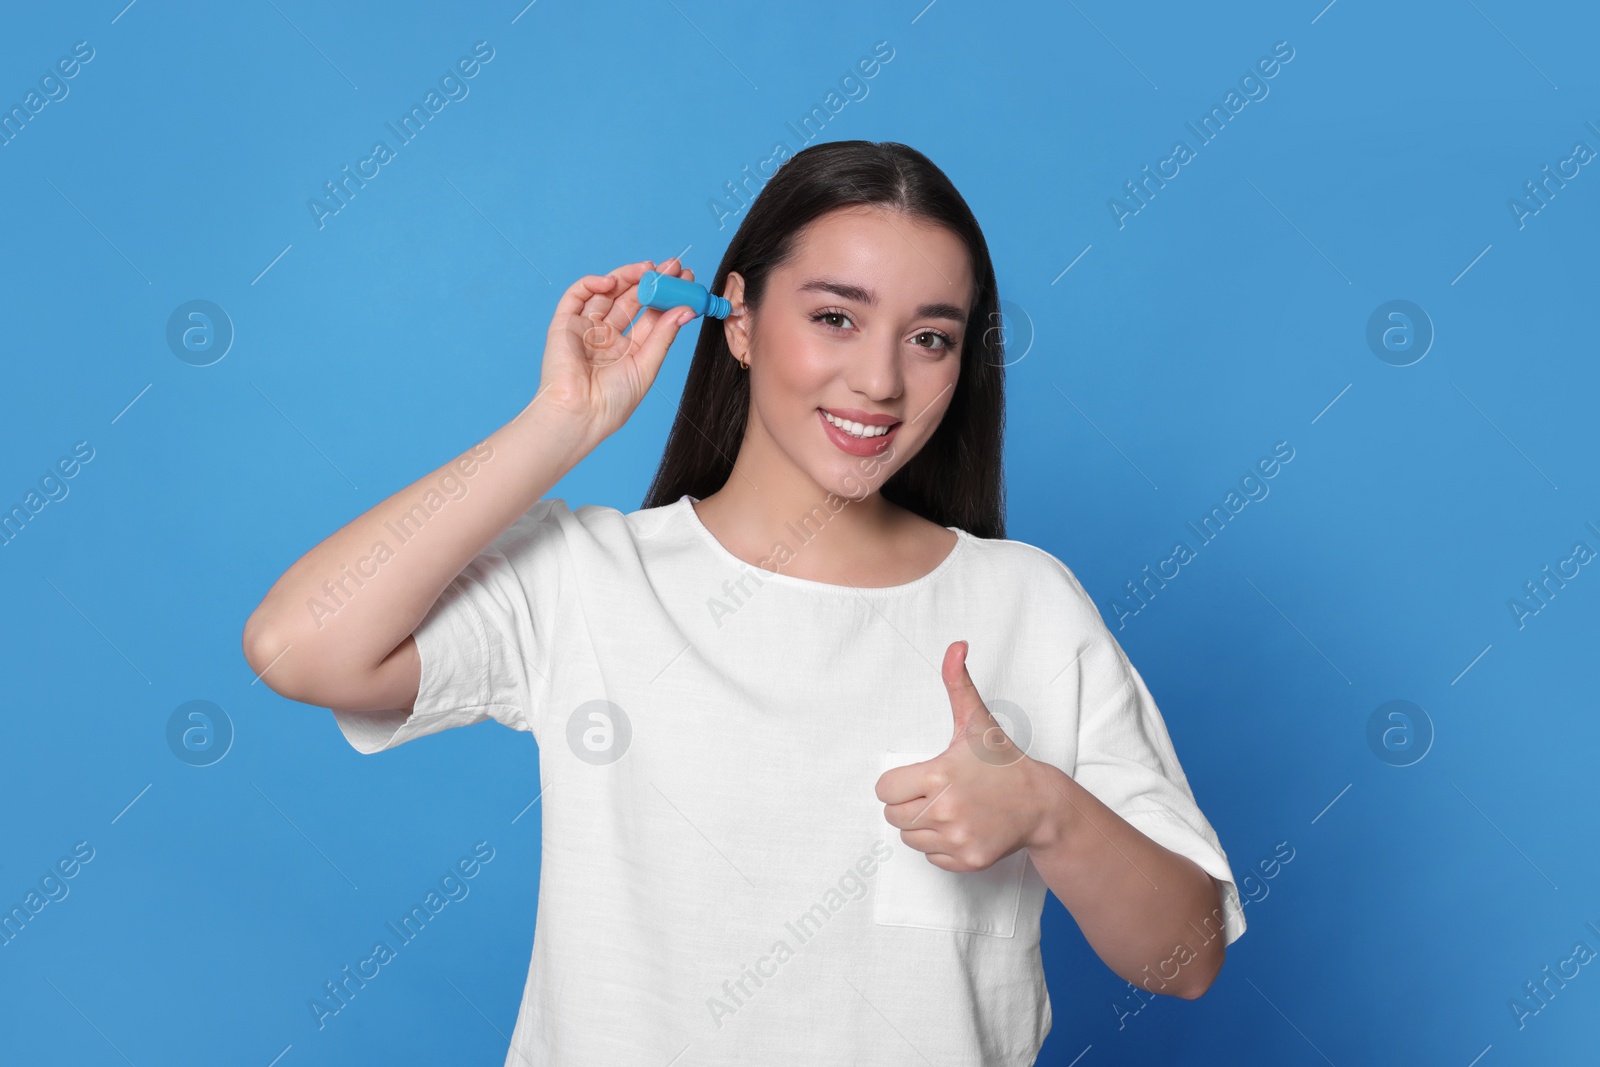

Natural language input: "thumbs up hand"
[875,641,1059,873]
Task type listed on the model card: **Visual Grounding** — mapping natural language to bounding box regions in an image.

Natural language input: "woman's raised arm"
[240,258,699,712]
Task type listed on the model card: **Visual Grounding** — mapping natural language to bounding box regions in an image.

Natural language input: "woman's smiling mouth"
[818,407,901,454]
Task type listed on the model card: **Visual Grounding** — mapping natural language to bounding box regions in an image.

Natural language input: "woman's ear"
[722,271,752,366]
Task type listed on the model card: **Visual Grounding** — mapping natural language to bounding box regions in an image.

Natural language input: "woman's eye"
[812,309,853,330]
[912,330,955,351]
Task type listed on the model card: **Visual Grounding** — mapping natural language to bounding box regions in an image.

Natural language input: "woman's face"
[724,205,974,503]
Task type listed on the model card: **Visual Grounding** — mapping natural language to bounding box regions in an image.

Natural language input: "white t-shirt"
[332,493,1246,1066]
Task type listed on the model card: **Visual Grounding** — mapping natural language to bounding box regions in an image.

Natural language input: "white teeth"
[822,410,892,438]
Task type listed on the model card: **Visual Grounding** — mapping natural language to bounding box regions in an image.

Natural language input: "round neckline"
[676,494,968,596]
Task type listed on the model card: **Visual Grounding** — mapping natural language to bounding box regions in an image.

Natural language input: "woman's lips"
[818,408,900,456]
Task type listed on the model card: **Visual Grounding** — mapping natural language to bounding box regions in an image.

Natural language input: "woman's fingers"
[555,258,695,359]
[551,273,620,322]
[630,304,695,388]
[597,260,657,332]
[602,255,687,335]
[585,259,658,328]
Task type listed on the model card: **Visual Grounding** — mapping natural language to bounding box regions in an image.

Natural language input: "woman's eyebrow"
[797,278,967,325]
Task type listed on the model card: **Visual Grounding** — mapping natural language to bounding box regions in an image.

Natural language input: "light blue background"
[2,1,1596,1064]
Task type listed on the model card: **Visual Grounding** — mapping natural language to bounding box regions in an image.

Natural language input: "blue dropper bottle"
[621,269,736,338]
[637,270,732,319]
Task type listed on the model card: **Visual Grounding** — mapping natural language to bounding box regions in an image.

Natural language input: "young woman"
[243,140,1245,1066]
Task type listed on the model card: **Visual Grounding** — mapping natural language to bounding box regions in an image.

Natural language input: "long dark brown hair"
[640,140,1006,540]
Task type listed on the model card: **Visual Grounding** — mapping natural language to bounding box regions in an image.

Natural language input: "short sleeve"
[330,498,572,754]
[1068,631,1247,948]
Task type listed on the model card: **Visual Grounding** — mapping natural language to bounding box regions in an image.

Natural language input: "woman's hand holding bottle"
[535,257,699,451]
